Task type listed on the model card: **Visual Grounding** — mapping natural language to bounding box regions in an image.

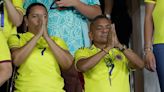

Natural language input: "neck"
[28,29,38,35]
[94,43,106,49]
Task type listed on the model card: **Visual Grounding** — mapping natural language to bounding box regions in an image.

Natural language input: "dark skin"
[76,18,144,72]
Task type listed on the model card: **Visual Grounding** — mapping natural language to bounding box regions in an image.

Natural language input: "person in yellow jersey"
[74,15,144,92]
[144,0,164,91]
[8,3,73,92]
[4,0,24,38]
[0,28,12,87]
[0,0,23,86]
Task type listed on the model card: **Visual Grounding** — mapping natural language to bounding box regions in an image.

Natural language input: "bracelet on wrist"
[144,47,153,55]
[144,47,152,52]
[102,48,109,54]
[119,44,127,52]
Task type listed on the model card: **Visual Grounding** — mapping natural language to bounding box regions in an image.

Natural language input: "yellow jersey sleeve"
[12,0,24,14]
[8,34,20,49]
[74,48,90,66]
[51,37,68,50]
[145,0,156,3]
[0,31,11,61]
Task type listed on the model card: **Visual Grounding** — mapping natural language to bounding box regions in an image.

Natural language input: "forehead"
[30,5,47,13]
[94,18,111,25]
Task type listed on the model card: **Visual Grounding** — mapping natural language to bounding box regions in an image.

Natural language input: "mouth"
[101,34,108,38]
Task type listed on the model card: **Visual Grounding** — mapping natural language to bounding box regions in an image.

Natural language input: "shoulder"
[76,47,91,53]
[51,36,66,45]
[74,47,91,57]
[51,36,68,50]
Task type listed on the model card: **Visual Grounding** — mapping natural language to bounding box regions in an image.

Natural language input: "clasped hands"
[104,24,123,52]
[36,16,49,38]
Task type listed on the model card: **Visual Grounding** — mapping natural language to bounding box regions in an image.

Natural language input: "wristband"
[144,47,152,52]
[119,45,127,52]
[102,48,109,54]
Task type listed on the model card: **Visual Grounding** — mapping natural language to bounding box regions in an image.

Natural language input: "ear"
[89,31,93,41]
[24,16,28,27]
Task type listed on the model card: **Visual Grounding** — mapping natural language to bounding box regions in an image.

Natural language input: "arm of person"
[4,0,23,26]
[0,62,12,86]
[76,23,116,72]
[56,0,102,19]
[76,47,112,72]
[111,23,144,69]
[10,34,42,66]
[144,2,156,72]
[43,31,73,70]
[76,27,114,72]
[119,45,144,69]
[104,0,113,15]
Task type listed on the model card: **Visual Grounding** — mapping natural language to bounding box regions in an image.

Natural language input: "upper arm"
[145,3,155,17]
[8,34,20,56]
[0,62,12,72]
[74,48,89,65]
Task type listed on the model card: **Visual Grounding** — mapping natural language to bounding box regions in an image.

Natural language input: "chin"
[100,40,107,44]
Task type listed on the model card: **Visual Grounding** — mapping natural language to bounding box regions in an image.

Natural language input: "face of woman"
[26,5,48,34]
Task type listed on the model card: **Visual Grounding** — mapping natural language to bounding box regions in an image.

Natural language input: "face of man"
[25,5,48,33]
[90,18,112,45]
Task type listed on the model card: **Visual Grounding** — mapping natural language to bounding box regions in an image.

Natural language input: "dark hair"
[90,15,109,31]
[90,15,109,25]
[25,3,47,17]
[18,3,47,33]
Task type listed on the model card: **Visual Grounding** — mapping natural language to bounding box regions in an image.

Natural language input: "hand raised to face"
[41,16,49,38]
[55,0,80,7]
[111,24,121,48]
[106,24,114,49]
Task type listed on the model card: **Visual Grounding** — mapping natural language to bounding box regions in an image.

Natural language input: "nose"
[102,28,109,33]
[38,15,45,24]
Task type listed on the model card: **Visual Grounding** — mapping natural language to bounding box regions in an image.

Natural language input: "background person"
[0,0,23,89]
[23,0,102,91]
[8,3,73,92]
[144,0,164,91]
[75,15,144,92]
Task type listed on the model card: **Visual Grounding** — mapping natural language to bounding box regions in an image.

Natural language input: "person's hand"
[144,51,156,72]
[105,25,114,49]
[41,16,49,38]
[36,16,46,37]
[111,24,121,48]
[55,0,80,7]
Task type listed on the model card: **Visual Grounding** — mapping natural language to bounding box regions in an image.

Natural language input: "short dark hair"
[25,3,47,17]
[90,15,109,31]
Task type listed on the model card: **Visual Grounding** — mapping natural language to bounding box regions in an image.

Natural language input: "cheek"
[30,19,39,25]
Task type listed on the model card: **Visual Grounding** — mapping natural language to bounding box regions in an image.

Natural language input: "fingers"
[145,53,156,72]
[107,30,114,48]
[151,57,156,71]
[56,0,65,7]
